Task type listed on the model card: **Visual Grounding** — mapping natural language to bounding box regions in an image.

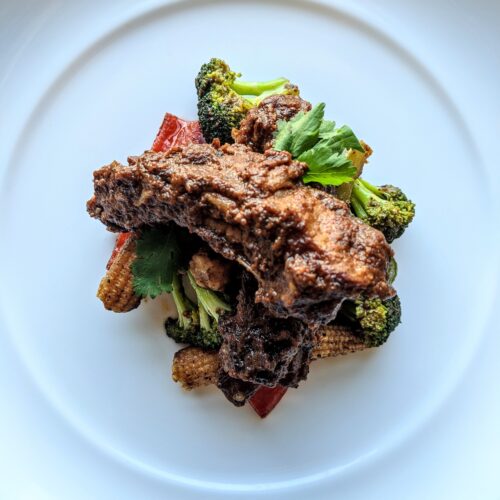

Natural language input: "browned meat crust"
[216,372,258,407]
[218,273,313,390]
[232,94,312,152]
[87,142,394,323]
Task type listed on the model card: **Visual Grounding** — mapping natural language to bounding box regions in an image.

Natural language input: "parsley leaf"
[274,102,363,187]
[132,226,180,298]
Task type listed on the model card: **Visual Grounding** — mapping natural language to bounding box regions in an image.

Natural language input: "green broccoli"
[195,58,298,144]
[187,270,231,324]
[164,317,223,350]
[165,272,200,344]
[350,178,415,242]
[165,271,230,350]
[339,294,402,347]
[376,184,409,202]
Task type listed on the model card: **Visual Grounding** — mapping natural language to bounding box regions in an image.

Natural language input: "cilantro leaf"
[302,155,356,185]
[274,102,325,157]
[274,102,364,187]
[132,226,180,298]
[318,119,336,139]
[274,112,304,153]
[299,145,356,186]
[322,125,364,152]
[297,142,334,169]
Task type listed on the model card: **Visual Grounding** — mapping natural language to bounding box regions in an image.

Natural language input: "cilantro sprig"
[274,102,364,186]
[274,103,325,156]
[132,226,180,298]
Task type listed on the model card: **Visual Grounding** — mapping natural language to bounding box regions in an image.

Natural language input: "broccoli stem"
[247,85,292,105]
[172,272,197,329]
[358,178,384,198]
[187,271,231,321]
[350,192,368,218]
[351,179,383,208]
[198,303,212,332]
[230,77,289,96]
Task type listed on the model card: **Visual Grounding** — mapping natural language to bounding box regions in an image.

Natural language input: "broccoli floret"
[350,178,415,243]
[195,58,298,144]
[171,272,198,329]
[187,270,230,322]
[164,318,198,345]
[340,295,401,347]
[164,316,222,350]
[377,184,409,202]
[166,272,205,346]
[165,271,231,350]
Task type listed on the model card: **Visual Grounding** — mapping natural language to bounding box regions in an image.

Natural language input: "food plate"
[1,0,499,498]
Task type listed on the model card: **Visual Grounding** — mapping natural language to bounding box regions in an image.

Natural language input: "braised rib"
[218,272,313,389]
[87,142,394,323]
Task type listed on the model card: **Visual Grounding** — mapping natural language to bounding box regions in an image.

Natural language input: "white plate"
[1,0,499,498]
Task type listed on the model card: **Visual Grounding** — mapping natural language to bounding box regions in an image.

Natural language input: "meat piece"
[216,372,258,407]
[189,250,231,291]
[218,273,313,388]
[233,95,312,152]
[171,324,370,391]
[87,143,394,323]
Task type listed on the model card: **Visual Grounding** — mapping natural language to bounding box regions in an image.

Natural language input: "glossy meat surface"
[87,142,394,323]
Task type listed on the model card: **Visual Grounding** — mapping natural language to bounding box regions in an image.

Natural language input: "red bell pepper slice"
[249,386,288,418]
[152,113,204,152]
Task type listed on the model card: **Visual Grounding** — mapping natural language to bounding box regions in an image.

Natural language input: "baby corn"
[172,325,369,390]
[312,324,368,359]
[97,235,141,312]
[172,347,220,390]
